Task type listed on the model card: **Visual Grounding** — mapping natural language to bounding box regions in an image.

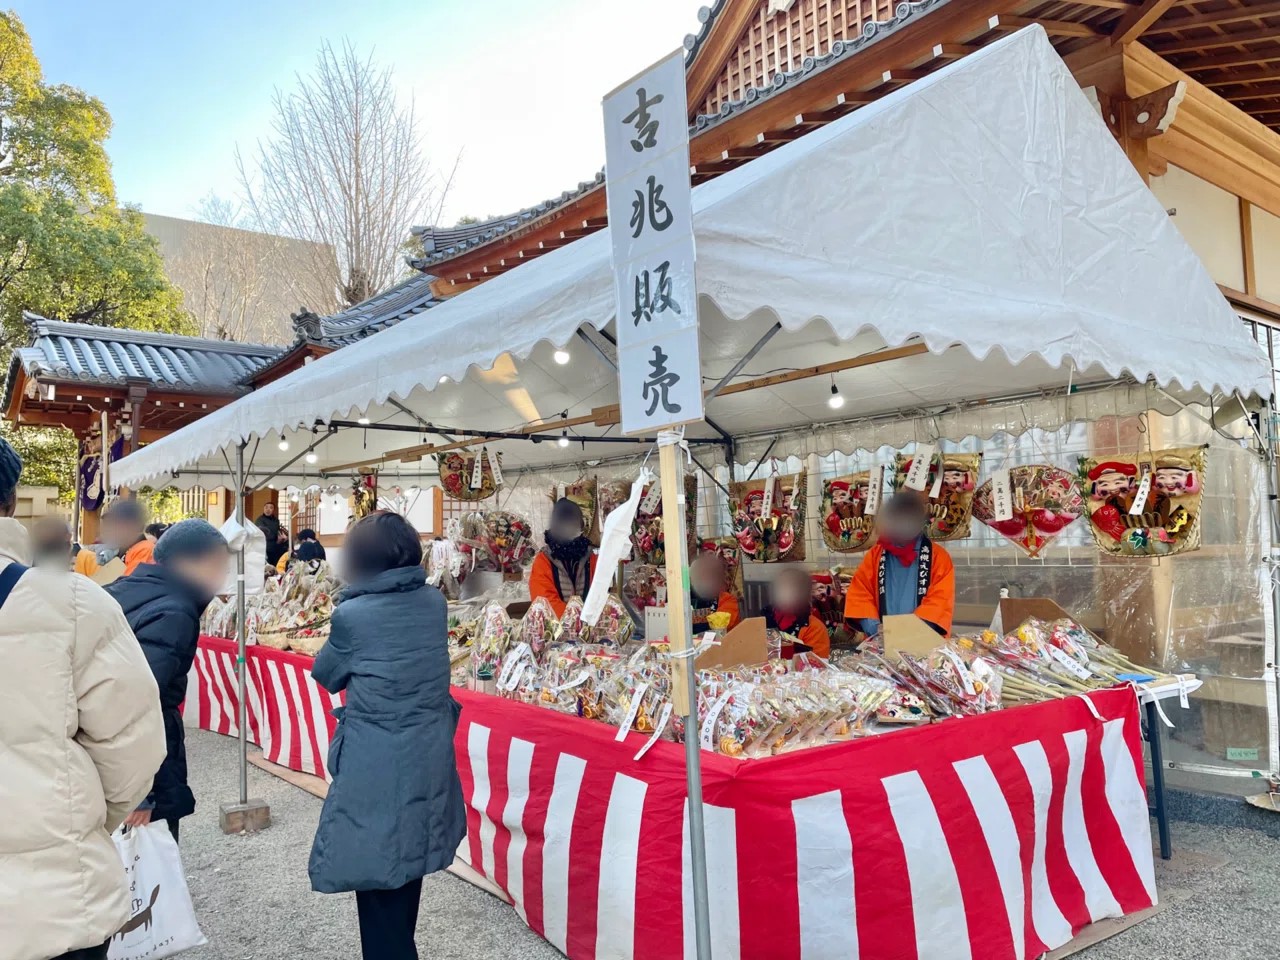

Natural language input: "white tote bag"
[108,823,207,960]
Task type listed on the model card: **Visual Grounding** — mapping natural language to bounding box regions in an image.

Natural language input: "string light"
[305,452,318,465]
[277,439,289,451]
[553,348,571,365]
[558,430,570,448]
[357,417,370,425]
[828,377,845,411]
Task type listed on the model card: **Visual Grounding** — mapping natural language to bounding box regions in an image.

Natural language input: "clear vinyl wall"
[720,404,1275,788]
[459,396,1276,787]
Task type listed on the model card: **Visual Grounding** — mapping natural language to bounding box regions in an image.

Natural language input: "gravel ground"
[179,728,1280,960]
[1074,820,1280,960]
[180,729,559,960]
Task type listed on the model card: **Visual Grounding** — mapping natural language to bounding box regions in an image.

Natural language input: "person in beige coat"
[0,438,166,960]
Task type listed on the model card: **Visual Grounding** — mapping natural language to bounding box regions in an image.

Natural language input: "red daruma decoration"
[893,453,982,542]
[973,464,1084,558]
[1078,446,1206,557]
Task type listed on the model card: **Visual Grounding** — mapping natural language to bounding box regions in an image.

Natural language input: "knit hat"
[0,437,22,495]
[154,518,229,564]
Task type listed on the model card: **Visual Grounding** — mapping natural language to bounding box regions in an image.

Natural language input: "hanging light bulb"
[357,417,370,425]
[553,348,571,365]
[290,492,300,503]
[278,439,289,451]
[558,430,570,448]
[305,451,318,465]
[828,379,845,410]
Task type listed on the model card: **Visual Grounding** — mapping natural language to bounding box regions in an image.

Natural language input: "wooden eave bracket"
[1083,80,1186,142]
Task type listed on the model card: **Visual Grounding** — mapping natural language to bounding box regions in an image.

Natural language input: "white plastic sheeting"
[112,26,1270,490]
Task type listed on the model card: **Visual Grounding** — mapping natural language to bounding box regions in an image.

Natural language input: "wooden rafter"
[1145,3,1280,36]
[1110,0,1178,45]
[1171,45,1280,71]
[1153,26,1280,57]
[987,14,1101,39]
[1216,81,1280,103]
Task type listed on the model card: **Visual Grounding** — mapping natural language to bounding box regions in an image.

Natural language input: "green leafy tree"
[0,11,190,345]
[0,11,193,500]
[0,420,75,493]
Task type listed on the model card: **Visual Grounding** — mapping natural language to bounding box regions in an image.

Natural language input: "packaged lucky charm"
[520,596,558,654]
[471,602,512,680]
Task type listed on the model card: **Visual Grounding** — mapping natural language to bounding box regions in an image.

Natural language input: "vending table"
[190,637,1156,960]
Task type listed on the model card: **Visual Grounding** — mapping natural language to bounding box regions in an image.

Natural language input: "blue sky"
[16,0,698,224]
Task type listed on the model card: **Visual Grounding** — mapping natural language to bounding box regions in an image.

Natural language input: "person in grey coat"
[308,511,466,960]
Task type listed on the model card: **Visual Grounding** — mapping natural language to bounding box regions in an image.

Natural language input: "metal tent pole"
[235,440,248,806]
[218,437,270,834]
[658,432,712,958]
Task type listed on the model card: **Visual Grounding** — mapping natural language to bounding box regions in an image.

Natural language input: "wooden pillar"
[126,382,147,455]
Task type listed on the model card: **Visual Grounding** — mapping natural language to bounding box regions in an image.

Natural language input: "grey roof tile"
[8,313,282,396]
[407,173,607,269]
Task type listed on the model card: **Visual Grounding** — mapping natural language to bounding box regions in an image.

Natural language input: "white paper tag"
[633,702,673,761]
[991,468,1014,522]
[941,647,976,695]
[551,669,591,692]
[487,448,503,487]
[928,455,944,500]
[502,661,528,693]
[556,482,566,500]
[469,453,485,490]
[496,642,530,688]
[1128,471,1152,516]
[760,476,776,520]
[904,443,937,491]
[640,482,662,515]
[1049,645,1092,681]
[615,682,650,742]
[1178,676,1190,710]
[865,465,884,517]
[699,690,733,751]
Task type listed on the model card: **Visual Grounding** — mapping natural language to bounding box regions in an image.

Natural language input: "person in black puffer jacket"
[105,519,230,841]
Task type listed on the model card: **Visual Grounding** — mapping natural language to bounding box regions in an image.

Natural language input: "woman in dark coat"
[309,511,465,960]
[104,519,230,839]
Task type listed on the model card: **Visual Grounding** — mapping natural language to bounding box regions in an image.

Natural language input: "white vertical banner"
[603,50,704,436]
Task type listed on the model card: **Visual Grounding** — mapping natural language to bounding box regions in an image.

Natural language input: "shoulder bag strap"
[0,561,29,611]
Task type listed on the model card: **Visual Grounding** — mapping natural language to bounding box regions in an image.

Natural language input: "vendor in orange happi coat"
[528,497,598,617]
[689,552,741,632]
[73,500,155,578]
[763,567,830,658]
[844,491,955,638]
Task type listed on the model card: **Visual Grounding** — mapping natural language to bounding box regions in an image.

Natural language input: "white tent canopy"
[113,26,1270,491]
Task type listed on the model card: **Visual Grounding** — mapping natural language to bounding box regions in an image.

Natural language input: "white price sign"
[991,468,1014,522]
[603,50,704,436]
[1128,470,1152,516]
[486,448,503,487]
[904,443,937,491]
[865,464,886,516]
[469,453,484,490]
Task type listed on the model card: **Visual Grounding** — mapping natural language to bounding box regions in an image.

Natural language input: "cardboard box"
[695,617,767,671]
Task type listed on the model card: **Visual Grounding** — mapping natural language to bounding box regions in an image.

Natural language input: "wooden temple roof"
[413,0,1280,292]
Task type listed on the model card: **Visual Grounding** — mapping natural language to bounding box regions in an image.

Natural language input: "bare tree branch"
[235,41,441,310]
